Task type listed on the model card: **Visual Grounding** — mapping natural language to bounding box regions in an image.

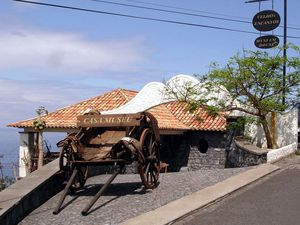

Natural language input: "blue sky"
[1,0,300,173]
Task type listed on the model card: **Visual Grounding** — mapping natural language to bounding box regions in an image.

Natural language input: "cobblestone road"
[19,168,248,225]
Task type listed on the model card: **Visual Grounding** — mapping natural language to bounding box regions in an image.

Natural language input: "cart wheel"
[59,147,88,192]
[138,128,160,189]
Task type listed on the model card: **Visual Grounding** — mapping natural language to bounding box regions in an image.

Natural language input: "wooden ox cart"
[53,111,160,215]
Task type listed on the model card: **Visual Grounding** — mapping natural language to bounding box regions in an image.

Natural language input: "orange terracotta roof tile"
[164,101,227,131]
[7,89,226,131]
[148,104,189,130]
[7,89,137,129]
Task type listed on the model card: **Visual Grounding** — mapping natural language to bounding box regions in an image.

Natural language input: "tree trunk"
[270,112,278,149]
[260,114,274,149]
[37,131,44,168]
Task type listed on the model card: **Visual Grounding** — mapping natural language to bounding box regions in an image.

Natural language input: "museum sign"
[77,114,141,127]
[255,35,280,49]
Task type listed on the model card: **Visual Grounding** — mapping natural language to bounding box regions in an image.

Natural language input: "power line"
[122,0,252,20]
[12,0,258,34]
[14,0,300,39]
[89,0,253,25]
[119,0,300,31]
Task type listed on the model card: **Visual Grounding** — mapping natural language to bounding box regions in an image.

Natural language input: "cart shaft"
[81,167,122,216]
[53,168,78,215]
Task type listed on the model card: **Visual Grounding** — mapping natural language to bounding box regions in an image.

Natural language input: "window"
[198,138,208,153]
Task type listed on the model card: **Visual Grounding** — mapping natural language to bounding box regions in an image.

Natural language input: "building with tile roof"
[8,89,226,132]
[8,76,231,177]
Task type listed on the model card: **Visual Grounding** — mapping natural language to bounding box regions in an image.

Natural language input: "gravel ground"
[19,167,248,225]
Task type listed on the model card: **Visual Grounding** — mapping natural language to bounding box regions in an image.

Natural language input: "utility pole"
[282,0,287,105]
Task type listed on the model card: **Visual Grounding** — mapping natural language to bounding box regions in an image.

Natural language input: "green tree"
[166,46,300,149]
[33,106,48,169]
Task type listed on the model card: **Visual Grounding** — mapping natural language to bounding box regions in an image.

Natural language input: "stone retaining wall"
[226,138,298,167]
[0,159,63,225]
[226,138,268,167]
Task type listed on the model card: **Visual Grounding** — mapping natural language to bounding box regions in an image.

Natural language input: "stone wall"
[188,147,225,170]
[88,130,233,174]
[0,159,64,225]
[160,131,227,171]
[226,137,268,168]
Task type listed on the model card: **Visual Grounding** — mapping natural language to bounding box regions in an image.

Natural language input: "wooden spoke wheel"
[138,128,160,189]
[59,147,88,192]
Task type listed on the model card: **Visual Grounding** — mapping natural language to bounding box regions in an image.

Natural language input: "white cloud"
[0,26,146,75]
[0,17,153,133]
[0,79,104,106]
[0,78,111,126]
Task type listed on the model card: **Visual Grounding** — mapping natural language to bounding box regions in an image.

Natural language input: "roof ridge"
[117,88,129,101]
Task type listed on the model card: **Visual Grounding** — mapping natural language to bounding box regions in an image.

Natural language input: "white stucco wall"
[245,108,298,149]
[19,132,30,177]
[18,132,35,177]
[267,143,297,163]
[276,108,298,147]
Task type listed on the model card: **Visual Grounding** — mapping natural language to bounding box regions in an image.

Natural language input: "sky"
[1,0,300,176]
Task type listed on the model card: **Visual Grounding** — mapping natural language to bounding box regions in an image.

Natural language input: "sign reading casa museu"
[77,114,141,127]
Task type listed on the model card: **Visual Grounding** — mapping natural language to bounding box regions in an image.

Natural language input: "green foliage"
[205,105,220,118]
[33,106,48,131]
[187,101,199,113]
[33,120,46,130]
[165,44,300,149]
[226,116,256,131]
[206,45,299,148]
[205,45,300,115]
[36,106,48,117]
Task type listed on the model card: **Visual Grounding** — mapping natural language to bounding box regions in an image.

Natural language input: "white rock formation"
[101,74,235,115]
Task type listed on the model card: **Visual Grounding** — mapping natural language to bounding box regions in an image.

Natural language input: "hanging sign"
[252,10,281,31]
[255,35,280,49]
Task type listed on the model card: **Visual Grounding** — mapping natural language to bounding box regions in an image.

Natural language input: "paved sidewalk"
[172,154,300,225]
[19,167,248,225]
[120,164,278,225]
